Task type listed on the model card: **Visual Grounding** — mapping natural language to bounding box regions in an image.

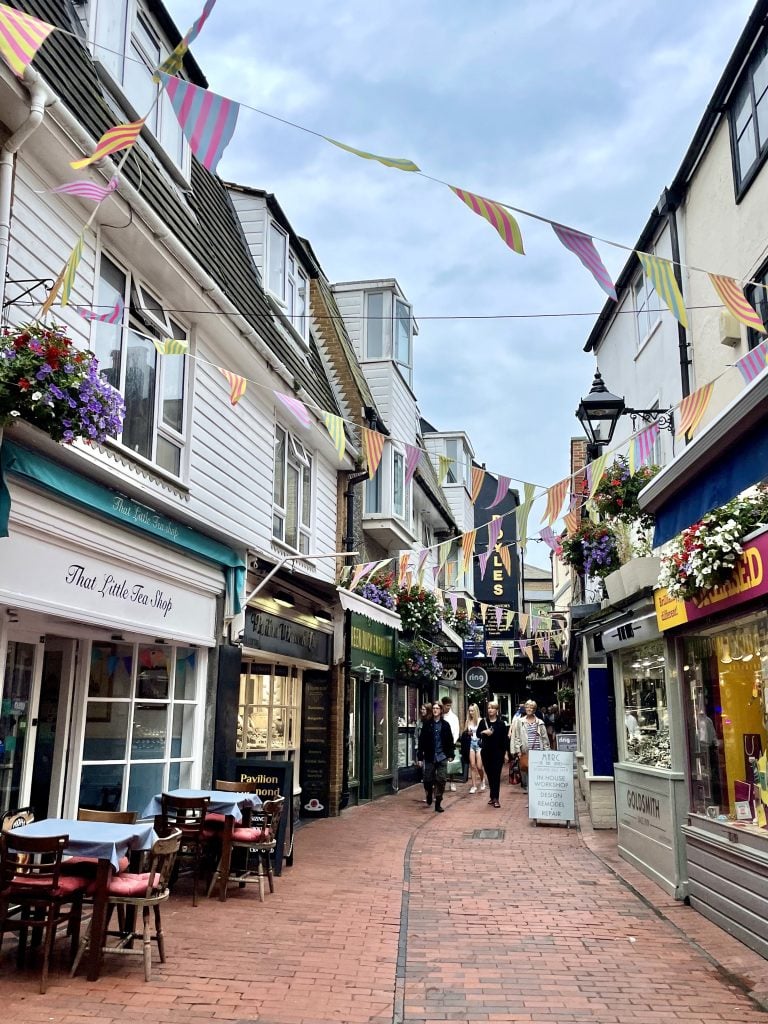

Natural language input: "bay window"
[365,292,385,358]
[94,253,188,477]
[273,425,312,553]
[394,298,413,383]
[393,450,405,519]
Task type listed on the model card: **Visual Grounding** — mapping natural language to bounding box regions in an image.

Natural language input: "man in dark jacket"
[416,701,455,812]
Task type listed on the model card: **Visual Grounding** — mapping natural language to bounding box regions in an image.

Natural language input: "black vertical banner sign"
[236,758,294,875]
[300,671,331,818]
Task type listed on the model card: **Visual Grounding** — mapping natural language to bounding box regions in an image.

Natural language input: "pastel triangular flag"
[438,540,452,569]
[49,176,119,203]
[61,233,85,307]
[0,5,54,78]
[275,391,311,428]
[76,295,124,324]
[541,478,568,525]
[539,526,558,551]
[479,602,489,623]
[494,606,504,628]
[564,505,581,535]
[516,482,536,552]
[398,553,410,587]
[449,186,524,254]
[405,444,421,485]
[486,474,511,509]
[524,643,535,663]
[349,562,376,591]
[588,453,608,499]
[152,337,189,356]
[416,548,429,583]
[460,530,477,575]
[634,422,660,469]
[637,252,687,328]
[438,454,452,486]
[155,0,217,78]
[159,74,239,173]
[448,593,458,614]
[709,274,766,334]
[362,427,386,479]
[676,383,714,440]
[219,368,246,405]
[487,516,503,551]
[324,137,420,172]
[518,612,529,635]
[552,223,617,300]
[478,552,490,580]
[71,119,145,170]
[470,465,485,504]
[489,644,499,665]
[735,339,768,384]
[499,544,512,576]
[323,412,346,460]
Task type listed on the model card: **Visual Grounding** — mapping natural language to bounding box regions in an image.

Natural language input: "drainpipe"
[658,188,691,402]
[0,75,52,313]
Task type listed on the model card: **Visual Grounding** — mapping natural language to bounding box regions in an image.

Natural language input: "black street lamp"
[576,370,675,460]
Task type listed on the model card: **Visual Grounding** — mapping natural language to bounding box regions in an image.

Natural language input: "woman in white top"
[510,699,550,793]
[464,703,485,794]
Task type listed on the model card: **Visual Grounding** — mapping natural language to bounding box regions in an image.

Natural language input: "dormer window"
[267,221,310,344]
[362,290,413,384]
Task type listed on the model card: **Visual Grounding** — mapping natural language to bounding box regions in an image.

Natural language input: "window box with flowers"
[0,323,124,444]
[395,586,442,639]
[658,490,768,601]
[355,571,397,610]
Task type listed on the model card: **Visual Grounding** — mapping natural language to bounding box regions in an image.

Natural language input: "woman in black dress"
[478,700,509,808]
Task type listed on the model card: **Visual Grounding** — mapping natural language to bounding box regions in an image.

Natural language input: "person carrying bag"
[509,699,550,793]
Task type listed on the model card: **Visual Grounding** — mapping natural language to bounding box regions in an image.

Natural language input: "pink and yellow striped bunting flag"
[449,187,524,255]
[323,137,419,173]
[322,412,346,460]
[460,530,477,575]
[486,474,511,509]
[398,553,410,588]
[470,466,485,504]
[60,233,85,307]
[76,296,124,325]
[219,368,246,405]
[499,544,512,577]
[541,478,568,525]
[404,444,421,485]
[159,75,240,173]
[486,516,503,552]
[735,339,768,384]
[0,4,53,78]
[362,427,386,479]
[552,224,617,300]
[564,505,581,536]
[516,482,536,552]
[637,252,687,328]
[155,0,217,78]
[275,391,311,428]
[676,382,714,439]
[48,176,119,203]
[478,551,490,579]
[709,274,766,334]
[71,120,145,170]
[631,421,660,473]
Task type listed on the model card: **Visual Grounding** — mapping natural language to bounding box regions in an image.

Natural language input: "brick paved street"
[1,781,767,1023]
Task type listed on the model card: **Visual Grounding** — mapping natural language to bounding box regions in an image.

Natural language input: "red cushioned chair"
[59,808,138,878]
[0,832,89,993]
[207,797,284,903]
[155,794,209,907]
[70,828,181,983]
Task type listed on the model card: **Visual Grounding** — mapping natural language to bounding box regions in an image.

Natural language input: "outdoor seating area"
[0,785,284,989]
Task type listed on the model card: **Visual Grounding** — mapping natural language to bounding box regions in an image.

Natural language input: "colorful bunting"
[709,274,766,334]
[633,421,660,471]
[438,454,452,486]
[523,643,535,663]
[518,612,529,635]
[322,412,346,460]
[460,530,477,575]
[587,453,608,499]
[449,186,525,254]
[494,606,504,629]
[349,562,376,591]
[470,466,485,505]
[552,223,617,300]
[159,74,240,173]
[541,478,568,525]
[60,232,85,307]
[539,526,558,551]
[76,296,123,325]
[564,505,581,536]
[486,516,503,552]
[637,252,687,328]
[49,176,119,203]
[735,339,768,384]
[676,382,714,439]
[398,553,410,588]
[362,427,386,479]
[153,337,189,356]
[155,0,217,78]
[516,481,536,552]
[437,539,452,569]
[498,544,512,576]
[275,391,311,428]
[0,4,53,78]
[478,551,490,579]
[324,137,419,172]
[486,474,511,509]
[219,367,246,405]
[416,548,429,583]
[70,120,145,170]
[404,444,421,485]
[448,592,458,613]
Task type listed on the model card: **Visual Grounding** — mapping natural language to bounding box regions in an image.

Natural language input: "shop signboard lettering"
[655,530,768,631]
[350,613,397,675]
[473,477,519,603]
[236,758,294,875]
[616,774,671,838]
[65,564,174,617]
[243,610,330,664]
[556,732,577,752]
[528,750,575,823]
[300,674,330,819]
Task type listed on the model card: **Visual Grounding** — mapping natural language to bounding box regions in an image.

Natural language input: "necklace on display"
[744,734,761,759]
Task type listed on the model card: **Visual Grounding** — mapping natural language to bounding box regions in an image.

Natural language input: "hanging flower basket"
[658,490,768,601]
[355,570,397,610]
[559,521,621,579]
[441,606,477,639]
[396,637,443,682]
[0,323,124,444]
[396,586,442,638]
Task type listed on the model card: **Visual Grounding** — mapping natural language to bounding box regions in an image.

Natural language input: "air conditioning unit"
[719,310,741,347]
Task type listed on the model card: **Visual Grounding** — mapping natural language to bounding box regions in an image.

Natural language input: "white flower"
[31,391,42,401]
[9,410,20,417]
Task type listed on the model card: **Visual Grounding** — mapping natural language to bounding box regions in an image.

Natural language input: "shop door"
[356,676,373,801]
[0,632,44,816]
[29,638,76,819]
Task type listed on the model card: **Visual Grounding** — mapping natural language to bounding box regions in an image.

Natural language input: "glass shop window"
[619,640,670,768]
[372,679,390,777]
[237,662,300,759]
[682,613,768,826]
[397,683,419,769]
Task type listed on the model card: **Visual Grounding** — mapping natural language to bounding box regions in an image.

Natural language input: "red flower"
[17,378,29,391]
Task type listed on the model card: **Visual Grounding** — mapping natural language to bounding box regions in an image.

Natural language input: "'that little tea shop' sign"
[65,564,174,617]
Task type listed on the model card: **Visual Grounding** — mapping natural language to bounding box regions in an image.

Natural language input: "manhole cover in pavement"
[471,828,505,840]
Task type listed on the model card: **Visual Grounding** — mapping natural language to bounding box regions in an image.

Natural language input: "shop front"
[348,612,398,804]
[655,527,768,956]
[0,445,239,821]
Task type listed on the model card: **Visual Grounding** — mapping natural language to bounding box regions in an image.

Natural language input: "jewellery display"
[624,725,672,770]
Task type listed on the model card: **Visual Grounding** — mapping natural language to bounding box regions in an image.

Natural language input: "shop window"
[372,679,390,777]
[682,613,768,823]
[272,424,312,554]
[237,663,300,758]
[397,684,419,769]
[80,642,199,814]
[94,254,188,477]
[619,640,670,768]
[90,0,187,173]
[348,682,358,783]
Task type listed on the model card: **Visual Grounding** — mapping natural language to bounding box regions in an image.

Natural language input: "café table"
[141,787,262,822]
[13,817,157,981]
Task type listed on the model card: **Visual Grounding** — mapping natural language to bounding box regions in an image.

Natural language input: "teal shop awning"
[0,439,245,614]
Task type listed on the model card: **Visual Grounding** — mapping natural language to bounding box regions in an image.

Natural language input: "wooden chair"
[71,828,182,983]
[208,796,285,903]
[1,807,35,833]
[0,832,88,993]
[156,794,209,906]
[59,808,138,878]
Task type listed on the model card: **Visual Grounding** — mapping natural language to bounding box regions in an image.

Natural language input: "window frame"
[729,34,768,201]
[633,263,661,349]
[364,290,387,359]
[94,250,190,480]
[393,449,405,520]
[744,260,768,349]
[236,662,301,758]
[393,297,413,383]
[272,422,313,554]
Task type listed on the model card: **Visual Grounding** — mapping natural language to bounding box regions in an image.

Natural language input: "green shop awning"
[0,439,245,613]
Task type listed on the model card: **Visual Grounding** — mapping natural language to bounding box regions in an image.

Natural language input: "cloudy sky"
[166,0,752,491]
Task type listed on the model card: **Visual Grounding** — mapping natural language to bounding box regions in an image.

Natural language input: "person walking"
[477,700,508,808]
[441,696,461,791]
[510,699,550,793]
[417,703,434,803]
[464,703,485,794]
[416,701,455,813]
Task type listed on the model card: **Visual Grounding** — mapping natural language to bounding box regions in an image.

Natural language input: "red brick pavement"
[0,779,766,1023]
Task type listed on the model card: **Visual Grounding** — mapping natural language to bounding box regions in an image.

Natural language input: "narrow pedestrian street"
[1,780,767,1024]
